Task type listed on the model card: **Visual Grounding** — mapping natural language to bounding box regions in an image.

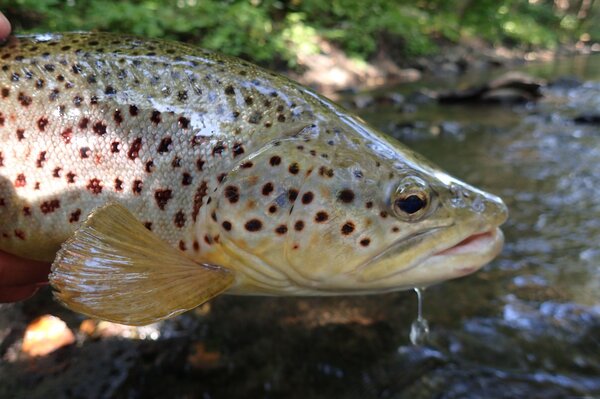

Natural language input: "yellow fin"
[49,203,234,326]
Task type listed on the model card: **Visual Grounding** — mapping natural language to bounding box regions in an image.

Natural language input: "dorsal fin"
[49,203,234,326]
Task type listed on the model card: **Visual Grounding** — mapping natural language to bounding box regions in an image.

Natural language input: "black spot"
[212,142,226,155]
[380,211,388,218]
[338,189,355,203]
[262,182,274,196]
[196,158,204,171]
[222,221,232,231]
[111,141,120,153]
[150,110,161,124]
[240,161,253,169]
[294,220,304,231]
[318,166,334,178]
[301,192,314,204]
[224,185,240,203]
[275,225,288,235]
[365,201,373,209]
[145,160,155,173]
[232,143,244,157]
[129,105,139,116]
[182,173,193,186]
[224,85,235,95]
[177,90,188,102]
[268,205,277,213]
[315,211,329,223]
[288,163,300,174]
[104,86,116,95]
[245,219,263,232]
[360,238,371,247]
[270,156,281,166]
[178,117,190,129]
[341,222,355,235]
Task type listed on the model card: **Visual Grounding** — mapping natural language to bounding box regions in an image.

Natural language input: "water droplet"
[410,287,430,346]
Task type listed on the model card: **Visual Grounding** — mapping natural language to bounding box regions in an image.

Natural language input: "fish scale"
[0,32,507,325]
[0,32,318,262]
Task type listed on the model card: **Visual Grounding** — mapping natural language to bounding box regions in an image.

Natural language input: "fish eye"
[392,176,432,221]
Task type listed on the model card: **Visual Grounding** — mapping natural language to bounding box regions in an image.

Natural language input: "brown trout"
[0,33,507,325]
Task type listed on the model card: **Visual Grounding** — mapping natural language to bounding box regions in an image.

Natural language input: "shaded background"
[1,1,599,398]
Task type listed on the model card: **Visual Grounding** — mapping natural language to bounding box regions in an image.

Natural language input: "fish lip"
[432,229,498,257]
[352,223,501,282]
[351,225,451,276]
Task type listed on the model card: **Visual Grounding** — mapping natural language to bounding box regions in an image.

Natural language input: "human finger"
[0,251,51,286]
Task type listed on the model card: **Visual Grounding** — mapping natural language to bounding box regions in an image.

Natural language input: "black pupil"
[396,195,426,214]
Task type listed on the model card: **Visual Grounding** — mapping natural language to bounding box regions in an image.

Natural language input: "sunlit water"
[1,56,599,399]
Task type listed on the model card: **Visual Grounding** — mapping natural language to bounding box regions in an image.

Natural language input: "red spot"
[14,174,26,188]
[66,172,76,183]
[18,92,32,107]
[178,240,186,251]
[154,189,173,210]
[193,240,200,251]
[113,109,123,125]
[111,141,120,153]
[52,167,62,178]
[61,128,72,143]
[22,206,31,216]
[36,151,47,168]
[40,199,60,214]
[0,152,3,167]
[174,210,186,228]
[157,137,172,153]
[192,181,208,221]
[144,222,153,231]
[16,129,25,141]
[78,117,89,130]
[37,117,49,131]
[178,116,190,129]
[114,178,123,191]
[127,137,142,160]
[132,180,143,194]
[87,178,103,194]
[14,229,26,240]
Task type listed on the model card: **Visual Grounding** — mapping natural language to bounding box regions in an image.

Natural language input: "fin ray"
[49,203,234,326]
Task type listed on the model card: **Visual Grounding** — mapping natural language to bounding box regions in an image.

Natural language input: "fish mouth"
[353,225,504,287]
[433,229,498,257]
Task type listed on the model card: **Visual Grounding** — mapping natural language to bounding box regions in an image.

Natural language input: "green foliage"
[0,0,595,68]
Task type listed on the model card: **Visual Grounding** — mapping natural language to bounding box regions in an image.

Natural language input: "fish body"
[0,33,507,324]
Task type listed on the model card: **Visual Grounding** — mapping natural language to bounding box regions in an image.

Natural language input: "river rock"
[573,113,600,125]
[438,71,545,104]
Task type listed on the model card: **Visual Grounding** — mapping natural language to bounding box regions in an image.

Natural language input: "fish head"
[209,121,508,294]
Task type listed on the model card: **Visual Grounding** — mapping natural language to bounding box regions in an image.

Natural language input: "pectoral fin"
[49,203,234,326]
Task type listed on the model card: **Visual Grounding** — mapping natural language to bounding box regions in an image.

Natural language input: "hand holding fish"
[0,11,52,303]
[0,12,10,40]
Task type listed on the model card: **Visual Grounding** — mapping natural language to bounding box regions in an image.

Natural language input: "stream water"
[1,55,599,399]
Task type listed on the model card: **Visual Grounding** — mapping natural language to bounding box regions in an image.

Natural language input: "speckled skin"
[0,33,507,296]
